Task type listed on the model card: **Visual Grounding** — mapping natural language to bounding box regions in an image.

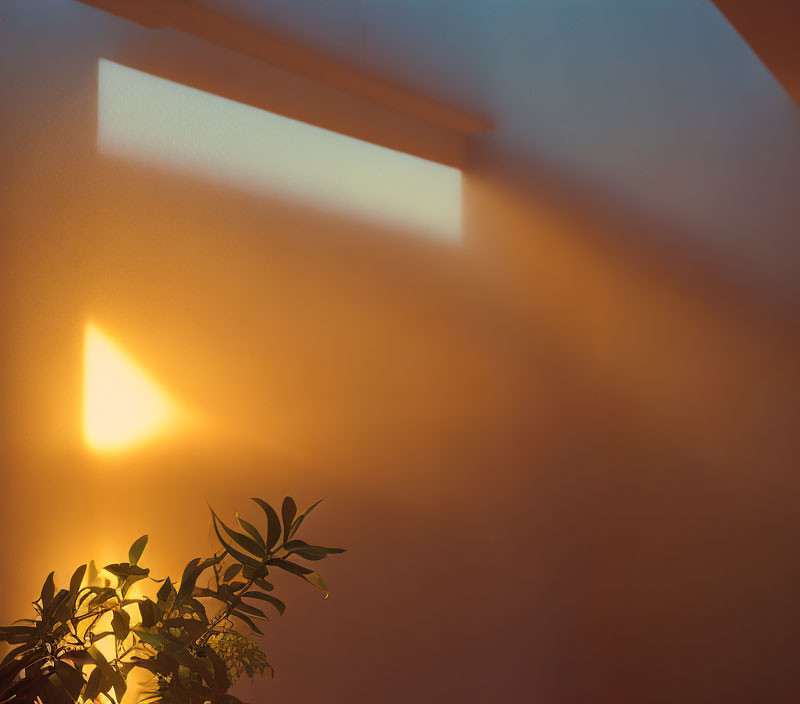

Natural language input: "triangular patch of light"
[83,322,179,453]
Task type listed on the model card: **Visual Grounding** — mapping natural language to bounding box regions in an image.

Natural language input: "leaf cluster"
[0,497,344,704]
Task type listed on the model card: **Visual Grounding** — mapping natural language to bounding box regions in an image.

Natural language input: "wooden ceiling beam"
[711,0,800,104]
[73,0,493,135]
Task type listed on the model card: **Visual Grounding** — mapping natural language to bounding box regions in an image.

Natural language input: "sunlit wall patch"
[83,322,180,453]
[97,59,462,241]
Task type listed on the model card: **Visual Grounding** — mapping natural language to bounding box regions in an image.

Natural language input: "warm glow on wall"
[83,323,179,453]
[97,59,463,241]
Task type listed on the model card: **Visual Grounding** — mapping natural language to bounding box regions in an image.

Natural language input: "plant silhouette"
[0,497,345,703]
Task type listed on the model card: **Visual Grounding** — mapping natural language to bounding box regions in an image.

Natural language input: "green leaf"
[40,571,55,607]
[236,513,267,551]
[242,564,268,581]
[284,540,347,555]
[86,587,116,609]
[266,558,313,576]
[128,535,148,566]
[288,498,326,540]
[139,599,159,628]
[192,587,229,604]
[232,611,263,635]
[302,571,329,597]
[171,648,215,690]
[234,601,269,620]
[207,649,230,694]
[284,540,346,561]
[198,553,226,571]
[156,576,173,606]
[46,673,78,704]
[251,498,282,551]
[83,664,103,701]
[268,561,328,596]
[288,546,328,560]
[111,609,130,641]
[104,563,149,578]
[176,558,203,606]
[281,497,297,544]
[88,645,126,701]
[0,642,32,666]
[103,563,149,599]
[52,662,84,700]
[69,564,87,597]
[188,598,208,624]
[211,509,266,558]
[0,625,37,645]
[43,589,71,621]
[211,514,262,568]
[243,591,286,616]
[223,564,242,582]
[131,626,182,651]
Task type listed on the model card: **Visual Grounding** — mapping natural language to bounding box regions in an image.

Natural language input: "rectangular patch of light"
[98,59,462,241]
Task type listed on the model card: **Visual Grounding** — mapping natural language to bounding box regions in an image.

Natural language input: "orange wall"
[1,1,799,702]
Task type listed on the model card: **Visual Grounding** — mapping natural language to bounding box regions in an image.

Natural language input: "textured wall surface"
[1,1,799,702]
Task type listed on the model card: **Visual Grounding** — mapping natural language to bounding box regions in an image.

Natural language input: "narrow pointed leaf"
[176,558,202,606]
[243,591,286,616]
[69,564,87,597]
[211,508,265,558]
[251,498,282,551]
[192,587,228,604]
[235,601,269,620]
[84,665,103,701]
[284,540,347,561]
[188,597,208,624]
[41,571,55,607]
[44,589,71,620]
[302,571,329,597]
[281,497,297,544]
[53,662,84,700]
[266,558,313,576]
[232,611,263,635]
[288,498,326,540]
[198,553,226,571]
[211,515,262,568]
[236,513,267,551]
[207,649,230,694]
